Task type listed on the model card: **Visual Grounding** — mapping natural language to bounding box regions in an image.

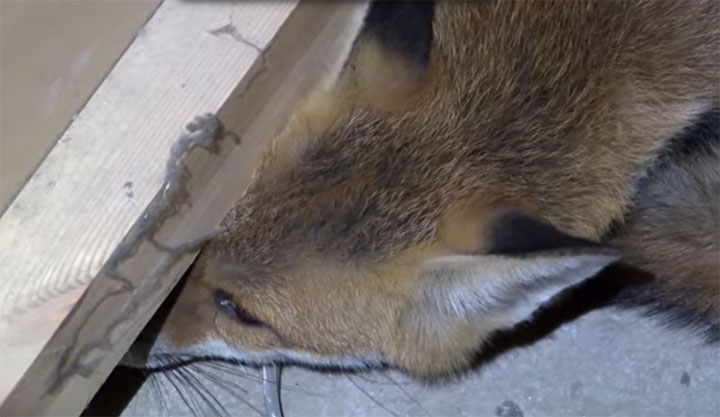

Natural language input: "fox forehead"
[213,117,443,270]
[205,0,718,290]
[213,103,533,278]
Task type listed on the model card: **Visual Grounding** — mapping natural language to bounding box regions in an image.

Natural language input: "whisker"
[164,370,197,417]
[277,381,327,398]
[383,373,430,416]
[346,375,399,417]
[198,363,271,389]
[177,367,228,417]
[191,365,249,394]
[200,362,264,383]
[173,370,206,417]
[148,373,170,416]
[200,362,323,397]
[145,354,206,373]
[189,365,264,416]
[155,356,183,417]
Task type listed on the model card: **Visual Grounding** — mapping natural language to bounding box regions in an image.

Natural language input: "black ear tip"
[486,211,605,256]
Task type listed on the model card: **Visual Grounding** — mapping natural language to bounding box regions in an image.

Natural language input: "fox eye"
[213,290,264,327]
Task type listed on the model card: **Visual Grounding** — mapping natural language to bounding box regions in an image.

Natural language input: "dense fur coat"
[133,1,719,379]
[608,109,719,341]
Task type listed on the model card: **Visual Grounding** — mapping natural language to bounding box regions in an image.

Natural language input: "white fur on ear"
[417,250,619,326]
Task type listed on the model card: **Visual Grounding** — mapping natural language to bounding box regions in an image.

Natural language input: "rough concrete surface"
[118,308,719,417]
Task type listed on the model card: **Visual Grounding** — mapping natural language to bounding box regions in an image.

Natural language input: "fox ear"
[340,1,435,108]
[391,210,618,377]
[422,209,618,326]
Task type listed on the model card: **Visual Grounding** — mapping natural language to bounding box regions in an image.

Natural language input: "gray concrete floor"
[118,307,719,417]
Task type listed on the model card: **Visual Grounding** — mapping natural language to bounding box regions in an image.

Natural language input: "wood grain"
[0,1,368,415]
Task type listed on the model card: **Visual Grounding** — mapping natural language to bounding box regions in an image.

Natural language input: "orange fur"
[139,1,719,378]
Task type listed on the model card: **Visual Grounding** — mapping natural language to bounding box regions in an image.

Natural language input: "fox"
[607,107,719,340]
[130,1,720,381]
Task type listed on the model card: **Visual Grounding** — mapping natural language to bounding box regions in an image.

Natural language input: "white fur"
[143,335,384,371]
[422,252,618,325]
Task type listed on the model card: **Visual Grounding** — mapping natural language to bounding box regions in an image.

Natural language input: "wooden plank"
[0,0,162,211]
[0,1,368,415]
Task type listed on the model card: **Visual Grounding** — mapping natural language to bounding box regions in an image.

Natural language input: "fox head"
[136,1,718,379]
